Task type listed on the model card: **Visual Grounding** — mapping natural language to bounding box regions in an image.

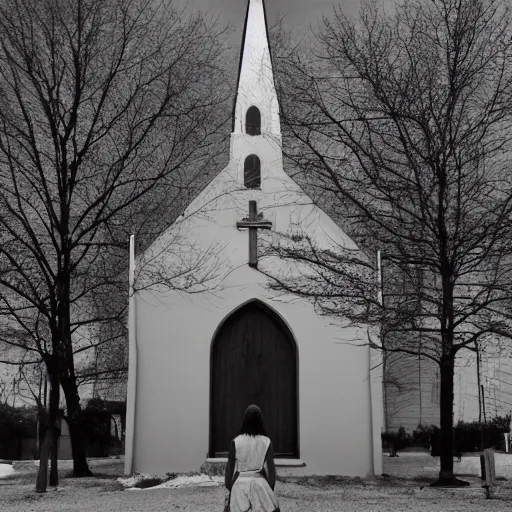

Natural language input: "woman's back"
[234,434,270,472]
[225,405,280,512]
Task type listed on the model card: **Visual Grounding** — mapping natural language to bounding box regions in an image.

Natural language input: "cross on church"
[236,200,272,268]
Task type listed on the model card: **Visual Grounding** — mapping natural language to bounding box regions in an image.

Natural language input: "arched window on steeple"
[245,106,261,135]
[244,155,261,189]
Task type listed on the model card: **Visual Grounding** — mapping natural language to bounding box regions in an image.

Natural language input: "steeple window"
[244,155,261,188]
[245,106,261,135]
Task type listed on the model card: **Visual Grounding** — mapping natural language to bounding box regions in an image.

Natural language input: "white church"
[124,0,383,478]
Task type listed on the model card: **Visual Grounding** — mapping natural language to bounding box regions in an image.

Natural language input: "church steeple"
[232,0,281,138]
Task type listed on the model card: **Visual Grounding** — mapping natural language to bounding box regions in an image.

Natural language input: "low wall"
[455,453,512,478]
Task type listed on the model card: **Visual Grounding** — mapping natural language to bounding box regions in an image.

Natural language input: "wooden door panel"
[210,302,297,457]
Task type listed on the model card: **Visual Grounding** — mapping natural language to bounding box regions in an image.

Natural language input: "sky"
[183,0,360,40]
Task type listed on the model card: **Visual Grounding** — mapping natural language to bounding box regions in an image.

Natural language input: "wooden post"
[480,448,496,498]
[484,449,496,484]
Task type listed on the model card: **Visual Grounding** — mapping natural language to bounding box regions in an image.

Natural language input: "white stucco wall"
[370,339,384,475]
[133,276,374,476]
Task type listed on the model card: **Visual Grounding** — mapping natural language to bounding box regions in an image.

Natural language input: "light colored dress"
[228,434,280,512]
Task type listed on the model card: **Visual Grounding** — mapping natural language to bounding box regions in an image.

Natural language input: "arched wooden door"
[210,301,298,458]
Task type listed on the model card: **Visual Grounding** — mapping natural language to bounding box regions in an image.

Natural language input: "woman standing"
[224,405,280,512]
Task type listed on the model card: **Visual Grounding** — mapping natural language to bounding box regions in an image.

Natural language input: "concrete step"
[201,458,308,477]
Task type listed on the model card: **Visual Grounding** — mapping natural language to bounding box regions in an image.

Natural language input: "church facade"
[124,0,383,477]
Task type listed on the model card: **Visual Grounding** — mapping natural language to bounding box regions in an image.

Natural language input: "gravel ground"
[1,455,512,511]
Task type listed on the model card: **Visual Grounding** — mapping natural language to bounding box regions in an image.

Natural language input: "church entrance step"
[205,457,305,467]
[201,458,306,477]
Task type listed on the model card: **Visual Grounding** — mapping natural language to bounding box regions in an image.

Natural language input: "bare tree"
[0,324,62,490]
[0,0,232,477]
[267,0,512,485]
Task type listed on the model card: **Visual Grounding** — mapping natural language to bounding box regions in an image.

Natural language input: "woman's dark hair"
[239,404,267,436]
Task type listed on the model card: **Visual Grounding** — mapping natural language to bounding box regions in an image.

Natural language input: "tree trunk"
[35,428,52,493]
[49,373,60,487]
[431,355,469,487]
[35,369,61,492]
[61,377,92,477]
[49,428,59,486]
[55,268,92,477]
[439,355,455,480]
[476,341,483,451]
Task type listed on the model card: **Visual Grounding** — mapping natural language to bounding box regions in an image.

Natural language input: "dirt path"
[1,456,511,511]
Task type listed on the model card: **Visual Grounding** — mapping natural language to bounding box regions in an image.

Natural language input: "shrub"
[79,409,111,457]
[429,415,510,455]
[491,414,511,433]
[80,398,126,457]
[0,404,37,440]
[412,423,435,449]
[382,424,437,453]
[382,415,511,456]
[454,415,511,452]
[382,426,412,455]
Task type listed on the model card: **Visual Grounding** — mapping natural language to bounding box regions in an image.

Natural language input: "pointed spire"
[232,0,281,137]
